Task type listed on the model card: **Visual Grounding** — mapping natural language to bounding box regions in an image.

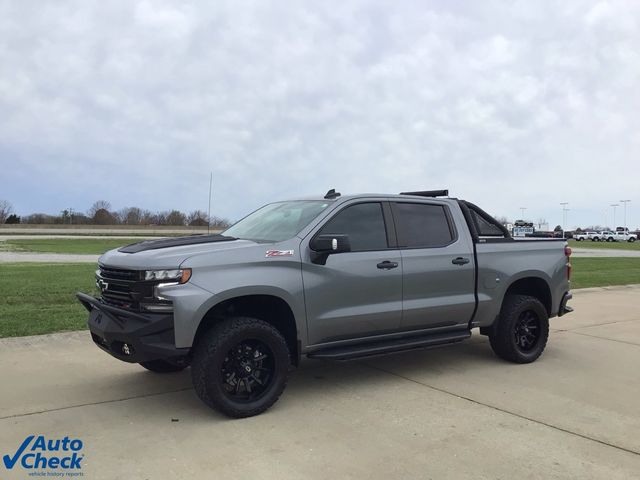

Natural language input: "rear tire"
[489,295,549,364]
[139,359,187,373]
[629,237,636,243]
[191,317,291,418]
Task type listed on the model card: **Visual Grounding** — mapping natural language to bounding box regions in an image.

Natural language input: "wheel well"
[194,295,299,365]
[504,277,552,315]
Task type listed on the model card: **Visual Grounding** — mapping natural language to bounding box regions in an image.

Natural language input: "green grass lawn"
[0,263,98,337]
[0,258,639,338]
[568,239,640,251]
[1,238,146,254]
[571,257,640,289]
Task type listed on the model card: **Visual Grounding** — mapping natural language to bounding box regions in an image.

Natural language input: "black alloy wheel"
[513,310,541,353]
[221,339,275,402]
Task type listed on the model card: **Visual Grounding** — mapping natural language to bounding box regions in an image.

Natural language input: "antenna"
[207,172,212,234]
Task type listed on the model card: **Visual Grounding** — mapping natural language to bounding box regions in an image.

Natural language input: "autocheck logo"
[3,435,84,474]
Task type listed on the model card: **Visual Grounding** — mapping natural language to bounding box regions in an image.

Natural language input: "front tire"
[489,295,549,364]
[191,317,291,418]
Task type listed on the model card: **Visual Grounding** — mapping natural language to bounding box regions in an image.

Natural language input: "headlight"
[145,268,192,284]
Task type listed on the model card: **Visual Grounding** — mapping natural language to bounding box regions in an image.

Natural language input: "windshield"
[223,201,330,243]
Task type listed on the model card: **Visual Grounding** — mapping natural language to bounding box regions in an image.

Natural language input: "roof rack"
[324,188,341,199]
[399,189,449,198]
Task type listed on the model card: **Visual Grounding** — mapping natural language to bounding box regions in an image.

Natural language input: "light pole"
[560,202,569,237]
[620,200,631,232]
[610,204,619,230]
[519,207,527,220]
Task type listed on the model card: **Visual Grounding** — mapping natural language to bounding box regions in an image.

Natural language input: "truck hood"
[98,235,258,270]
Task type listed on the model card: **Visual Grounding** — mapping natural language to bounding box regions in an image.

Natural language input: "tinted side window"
[393,203,454,248]
[318,202,388,251]
[470,209,506,237]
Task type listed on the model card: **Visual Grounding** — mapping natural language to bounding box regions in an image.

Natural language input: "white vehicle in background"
[614,232,637,242]
[599,231,617,242]
[574,231,596,241]
[596,231,637,242]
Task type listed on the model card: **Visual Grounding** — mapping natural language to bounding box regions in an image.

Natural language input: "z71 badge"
[265,249,294,257]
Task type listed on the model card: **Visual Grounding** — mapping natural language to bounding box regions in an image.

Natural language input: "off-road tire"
[191,316,290,418]
[489,294,549,364]
[139,359,187,373]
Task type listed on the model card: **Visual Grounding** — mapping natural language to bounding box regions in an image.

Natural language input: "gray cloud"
[0,0,638,228]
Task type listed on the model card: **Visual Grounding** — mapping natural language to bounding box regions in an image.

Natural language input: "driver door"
[301,201,403,345]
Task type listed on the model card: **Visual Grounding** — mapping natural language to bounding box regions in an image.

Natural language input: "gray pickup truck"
[77,189,573,417]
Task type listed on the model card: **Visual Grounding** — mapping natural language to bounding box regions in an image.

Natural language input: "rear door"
[391,201,476,331]
[302,201,403,345]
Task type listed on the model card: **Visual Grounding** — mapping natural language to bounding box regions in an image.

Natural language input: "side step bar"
[307,330,472,361]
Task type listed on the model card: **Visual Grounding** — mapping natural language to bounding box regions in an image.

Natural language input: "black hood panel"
[118,234,237,253]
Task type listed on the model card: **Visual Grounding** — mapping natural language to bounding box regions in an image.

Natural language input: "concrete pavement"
[0,252,100,263]
[1,286,639,479]
[571,247,640,257]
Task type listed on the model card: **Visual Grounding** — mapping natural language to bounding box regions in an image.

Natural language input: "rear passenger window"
[393,203,454,248]
[318,202,388,251]
[469,209,506,237]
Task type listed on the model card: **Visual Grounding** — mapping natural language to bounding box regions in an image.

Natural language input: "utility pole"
[207,172,213,235]
[519,207,527,219]
[620,200,631,232]
[610,204,619,230]
[560,202,569,237]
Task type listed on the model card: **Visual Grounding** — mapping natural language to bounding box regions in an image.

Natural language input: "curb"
[572,284,640,294]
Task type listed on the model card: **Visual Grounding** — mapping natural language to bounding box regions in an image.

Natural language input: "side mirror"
[311,234,351,254]
[310,234,351,265]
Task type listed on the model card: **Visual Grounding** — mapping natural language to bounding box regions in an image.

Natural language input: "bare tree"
[0,200,13,223]
[93,208,116,225]
[23,213,56,224]
[188,210,209,227]
[119,207,143,225]
[140,210,155,225]
[88,200,112,218]
[166,210,186,226]
[209,216,231,229]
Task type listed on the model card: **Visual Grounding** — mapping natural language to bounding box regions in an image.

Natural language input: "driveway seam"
[362,363,640,458]
[551,317,640,332]
[562,330,640,347]
[0,387,193,420]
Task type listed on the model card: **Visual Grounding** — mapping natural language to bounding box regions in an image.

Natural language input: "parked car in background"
[574,232,596,241]
[599,231,617,242]
[590,231,604,241]
[595,231,637,242]
[614,232,637,242]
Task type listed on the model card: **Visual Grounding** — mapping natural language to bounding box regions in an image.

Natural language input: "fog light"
[122,344,132,355]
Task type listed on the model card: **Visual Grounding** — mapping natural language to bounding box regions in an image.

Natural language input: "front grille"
[97,265,145,310]
[97,265,172,312]
[99,266,143,282]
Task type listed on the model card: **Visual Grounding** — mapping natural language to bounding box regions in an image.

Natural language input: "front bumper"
[76,292,190,364]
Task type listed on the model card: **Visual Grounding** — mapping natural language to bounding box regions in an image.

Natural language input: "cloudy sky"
[1,0,638,228]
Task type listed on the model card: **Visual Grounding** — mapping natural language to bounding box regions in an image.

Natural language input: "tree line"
[0,199,230,228]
